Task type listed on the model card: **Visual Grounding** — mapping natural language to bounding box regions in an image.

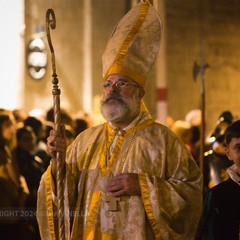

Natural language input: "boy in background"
[195,120,240,240]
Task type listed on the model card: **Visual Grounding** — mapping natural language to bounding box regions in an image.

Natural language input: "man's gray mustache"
[103,95,125,103]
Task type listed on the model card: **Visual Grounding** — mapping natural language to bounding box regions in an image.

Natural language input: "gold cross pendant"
[106,195,121,211]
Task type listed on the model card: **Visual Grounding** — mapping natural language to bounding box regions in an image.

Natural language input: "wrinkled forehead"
[106,74,138,85]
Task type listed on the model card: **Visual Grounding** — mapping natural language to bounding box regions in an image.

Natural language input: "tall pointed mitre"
[102,0,162,88]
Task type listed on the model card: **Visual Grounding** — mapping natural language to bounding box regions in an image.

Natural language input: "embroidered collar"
[108,111,145,132]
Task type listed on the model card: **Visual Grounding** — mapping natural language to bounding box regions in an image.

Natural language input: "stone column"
[155,0,167,125]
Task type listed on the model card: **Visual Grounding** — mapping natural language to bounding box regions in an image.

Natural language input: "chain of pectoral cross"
[105,114,143,211]
[105,127,137,211]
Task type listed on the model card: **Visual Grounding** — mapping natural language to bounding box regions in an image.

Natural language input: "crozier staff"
[37,1,202,239]
[45,9,65,240]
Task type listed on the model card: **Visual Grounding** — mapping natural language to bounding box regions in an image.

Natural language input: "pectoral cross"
[106,195,120,211]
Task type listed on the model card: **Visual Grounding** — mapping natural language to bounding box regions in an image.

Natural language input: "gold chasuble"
[37,1,202,239]
[37,111,202,239]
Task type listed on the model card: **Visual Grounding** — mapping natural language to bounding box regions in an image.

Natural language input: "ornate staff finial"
[46,8,65,240]
[46,9,56,75]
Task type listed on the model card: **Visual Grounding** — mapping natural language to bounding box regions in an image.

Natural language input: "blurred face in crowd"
[18,128,36,152]
[225,137,240,175]
[101,74,144,126]
[2,118,15,143]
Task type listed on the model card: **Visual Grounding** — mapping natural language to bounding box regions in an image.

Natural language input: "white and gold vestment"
[37,112,202,240]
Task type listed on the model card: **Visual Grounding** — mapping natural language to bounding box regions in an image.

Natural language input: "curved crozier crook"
[46,8,57,75]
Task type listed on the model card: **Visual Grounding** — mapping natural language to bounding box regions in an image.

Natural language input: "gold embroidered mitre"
[102,0,162,88]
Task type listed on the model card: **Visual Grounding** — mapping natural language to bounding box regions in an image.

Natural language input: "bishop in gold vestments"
[37,111,202,239]
[37,1,202,239]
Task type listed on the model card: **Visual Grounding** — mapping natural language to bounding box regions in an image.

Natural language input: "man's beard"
[100,92,140,123]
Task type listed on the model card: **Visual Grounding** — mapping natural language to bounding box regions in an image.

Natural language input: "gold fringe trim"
[104,1,150,86]
[45,164,56,240]
[84,230,122,240]
[104,64,146,88]
[114,1,149,65]
[139,173,162,239]
[100,118,154,176]
[99,123,124,176]
[84,192,101,239]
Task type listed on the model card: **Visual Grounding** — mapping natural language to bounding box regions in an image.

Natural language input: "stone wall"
[165,0,240,133]
[24,0,240,133]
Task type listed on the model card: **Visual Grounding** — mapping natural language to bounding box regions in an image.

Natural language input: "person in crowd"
[203,111,234,195]
[12,108,28,128]
[205,111,234,151]
[0,110,31,240]
[46,107,75,128]
[195,120,240,240]
[74,117,88,136]
[171,119,193,152]
[185,109,201,165]
[64,124,76,146]
[24,116,51,170]
[15,126,45,201]
[37,1,202,239]
[46,108,76,146]
[15,126,45,240]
